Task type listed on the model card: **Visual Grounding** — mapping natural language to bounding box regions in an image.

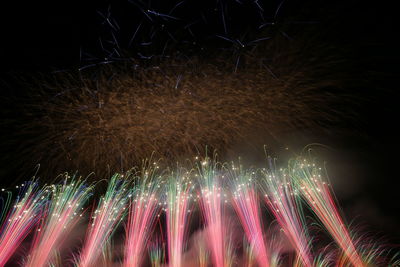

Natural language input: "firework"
[25,177,92,267]
[267,234,284,267]
[0,156,397,266]
[241,237,283,267]
[3,31,356,181]
[78,174,129,267]
[165,168,194,267]
[197,157,234,267]
[197,240,209,267]
[149,238,165,267]
[124,163,162,267]
[260,158,313,266]
[230,164,271,267]
[0,182,45,266]
[243,242,257,267]
[289,158,364,266]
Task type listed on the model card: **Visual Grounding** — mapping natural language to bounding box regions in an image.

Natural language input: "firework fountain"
[260,159,313,266]
[0,183,45,266]
[230,164,271,267]
[289,159,364,266]
[198,158,234,267]
[25,178,92,267]
[124,163,161,267]
[77,175,129,267]
[0,0,395,266]
[165,168,194,267]
[0,156,398,267]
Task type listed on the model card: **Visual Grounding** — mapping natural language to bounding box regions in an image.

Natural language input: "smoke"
[2,34,361,180]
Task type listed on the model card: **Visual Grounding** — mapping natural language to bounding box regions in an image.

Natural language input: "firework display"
[231,167,270,267]
[260,161,312,266]
[5,31,357,181]
[198,159,234,267]
[0,0,397,266]
[0,156,398,267]
[78,175,129,267]
[165,169,193,267]
[124,164,161,267]
[25,179,92,267]
[0,183,45,266]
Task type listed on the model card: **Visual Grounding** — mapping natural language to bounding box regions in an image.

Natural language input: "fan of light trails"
[197,158,234,267]
[260,158,313,266]
[0,182,46,266]
[230,164,271,267]
[124,163,162,267]
[78,174,129,267]
[0,156,398,266]
[290,158,364,266]
[165,169,194,267]
[25,177,92,267]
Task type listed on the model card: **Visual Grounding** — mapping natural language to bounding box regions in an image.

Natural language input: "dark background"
[0,0,399,243]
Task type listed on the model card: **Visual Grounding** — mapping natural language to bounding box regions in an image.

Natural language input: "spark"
[25,178,92,267]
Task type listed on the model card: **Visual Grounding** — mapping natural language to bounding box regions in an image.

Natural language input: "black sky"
[0,0,395,70]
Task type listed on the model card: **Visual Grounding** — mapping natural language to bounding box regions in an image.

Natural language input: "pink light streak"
[293,160,364,267]
[166,176,193,267]
[78,175,128,267]
[0,184,44,267]
[199,184,232,267]
[232,185,270,267]
[261,169,313,266]
[25,180,91,267]
[124,193,159,267]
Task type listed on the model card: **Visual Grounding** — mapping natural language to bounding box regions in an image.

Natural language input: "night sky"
[0,0,399,244]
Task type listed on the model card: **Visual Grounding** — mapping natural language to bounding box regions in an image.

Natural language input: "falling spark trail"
[290,159,364,266]
[25,178,92,267]
[231,168,270,267]
[166,171,193,267]
[198,158,233,267]
[124,165,161,267]
[0,156,398,266]
[261,159,313,266]
[78,175,128,267]
[0,183,45,266]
